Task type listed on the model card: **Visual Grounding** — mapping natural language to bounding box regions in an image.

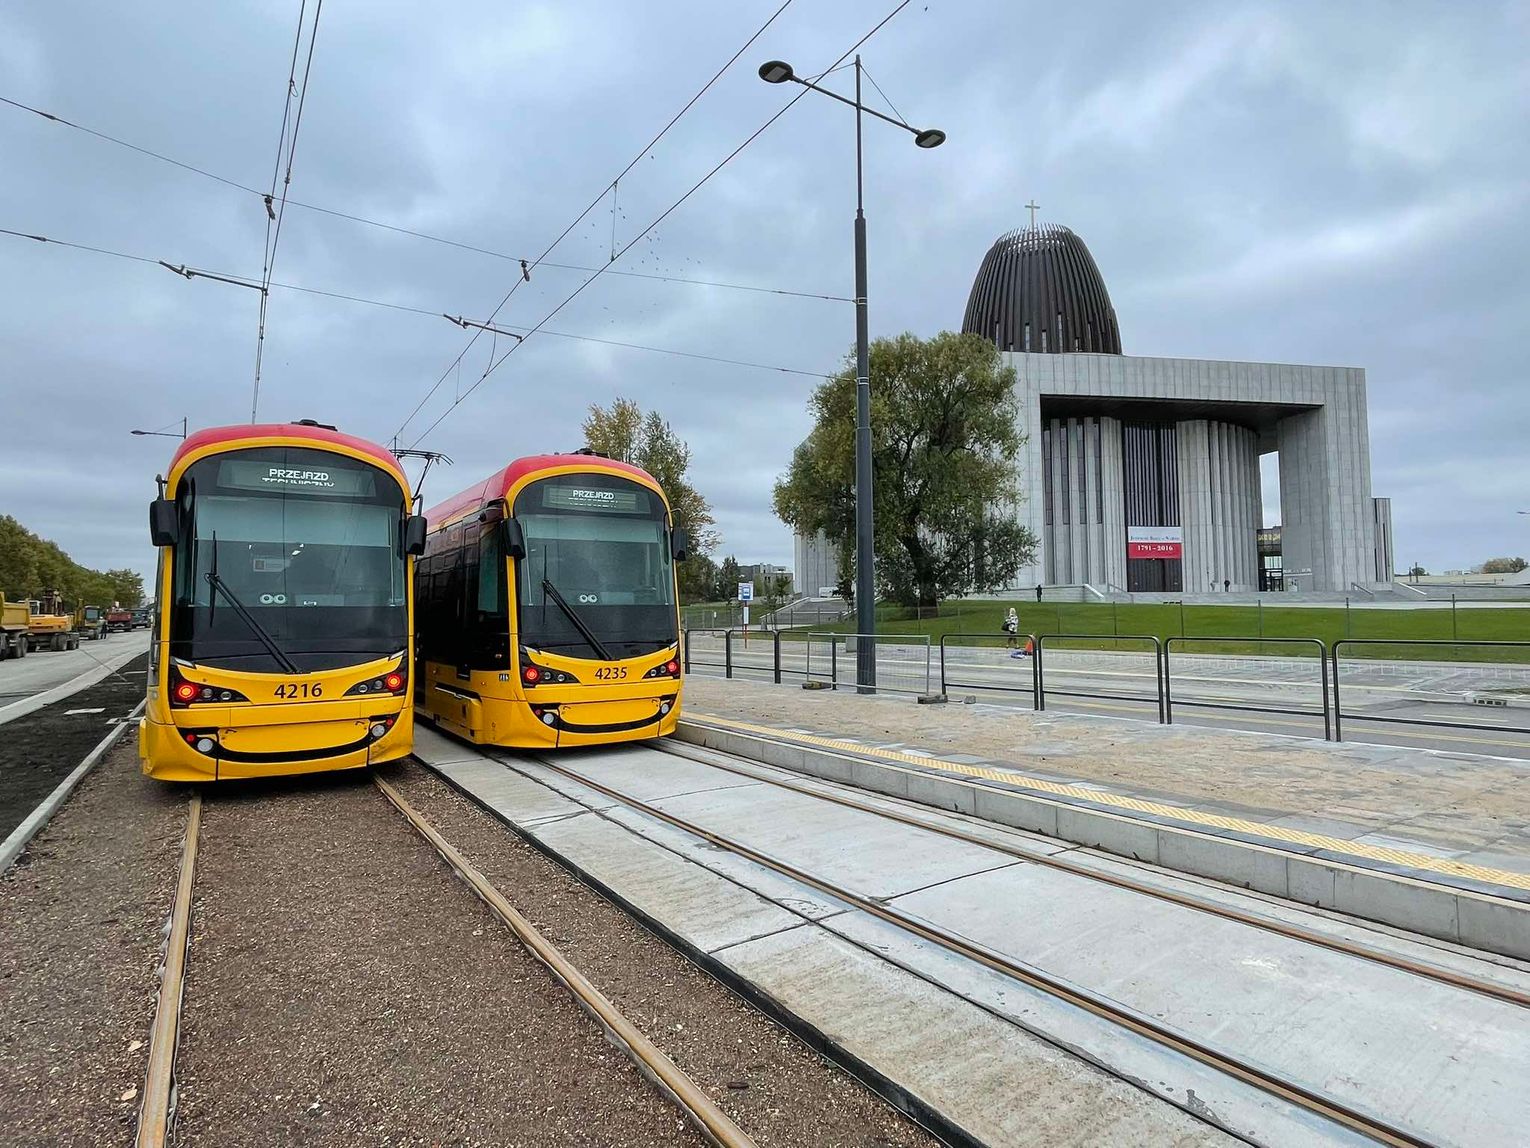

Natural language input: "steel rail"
[370,774,756,1148]
[658,737,1530,1009]
[521,752,1433,1148]
[136,792,201,1148]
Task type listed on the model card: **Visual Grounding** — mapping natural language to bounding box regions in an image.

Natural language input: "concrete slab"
[886,866,1530,1146]
[722,923,1243,1147]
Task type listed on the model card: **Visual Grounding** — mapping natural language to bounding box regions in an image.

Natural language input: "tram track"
[133,778,755,1148]
[491,742,1527,1148]
[656,739,1530,1008]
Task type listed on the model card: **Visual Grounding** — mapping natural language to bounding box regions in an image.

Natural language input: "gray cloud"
[2,0,1527,587]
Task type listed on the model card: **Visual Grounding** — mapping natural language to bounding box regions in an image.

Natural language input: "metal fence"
[938,633,1038,702]
[682,629,730,677]
[1332,639,1530,741]
[1036,634,1165,722]
[1165,636,1331,740]
[804,633,933,695]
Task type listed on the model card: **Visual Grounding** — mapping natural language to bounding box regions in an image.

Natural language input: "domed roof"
[962,224,1122,354]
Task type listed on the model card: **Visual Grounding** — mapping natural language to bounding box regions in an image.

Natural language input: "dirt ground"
[384,757,941,1148]
[0,654,147,841]
[0,740,186,1145]
[683,676,1530,854]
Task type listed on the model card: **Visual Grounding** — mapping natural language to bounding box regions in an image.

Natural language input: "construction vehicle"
[24,593,81,652]
[77,605,107,640]
[0,594,29,660]
[104,604,133,633]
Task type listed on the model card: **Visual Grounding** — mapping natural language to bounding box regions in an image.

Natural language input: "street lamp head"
[758,59,795,84]
[130,429,148,436]
[913,127,946,149]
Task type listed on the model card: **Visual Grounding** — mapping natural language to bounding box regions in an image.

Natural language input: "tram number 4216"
[593,666,628,681]
[274,681,324,699]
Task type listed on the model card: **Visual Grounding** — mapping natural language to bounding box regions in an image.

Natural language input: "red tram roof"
[169,423,406,481]
[424,454,658,526]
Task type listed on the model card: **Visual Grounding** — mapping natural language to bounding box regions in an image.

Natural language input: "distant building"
[792,532,841,599]
[958,222,1395,593]
[738,563,793,595]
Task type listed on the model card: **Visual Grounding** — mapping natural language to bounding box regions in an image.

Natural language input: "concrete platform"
[410,725,1530,1148]
[679,677,1530,958]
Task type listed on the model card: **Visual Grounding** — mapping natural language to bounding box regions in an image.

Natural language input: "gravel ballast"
[0,739,187,1145]
[173,770,705,1147]
[385,757,942,1148]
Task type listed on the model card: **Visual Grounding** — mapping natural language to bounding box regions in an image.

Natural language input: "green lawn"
[779,600,1530,662]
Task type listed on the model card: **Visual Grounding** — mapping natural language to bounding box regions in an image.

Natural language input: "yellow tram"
[415,451,687,748]
[139,421,426,781]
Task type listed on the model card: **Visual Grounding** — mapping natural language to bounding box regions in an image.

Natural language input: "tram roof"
[169,423,407,483]
[424,454,659,526]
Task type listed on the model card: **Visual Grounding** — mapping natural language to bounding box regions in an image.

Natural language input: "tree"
[582,398,720,557]
[1408,563,1427,579]
[715,555,741,602]
[0,515,145,610]
[1482,557,1528,574]
[676,552,717,604]
[773,331,1037,608]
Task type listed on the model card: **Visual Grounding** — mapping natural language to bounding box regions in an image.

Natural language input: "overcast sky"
[3,0,1527,586]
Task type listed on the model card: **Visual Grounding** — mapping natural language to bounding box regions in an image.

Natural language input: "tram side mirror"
[502,518,526,560]
[149,500,179,547]
[403,515,428,556]
[671,528,690,563]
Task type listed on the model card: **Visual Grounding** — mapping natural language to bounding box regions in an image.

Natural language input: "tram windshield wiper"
[541,578,613,662]
[205,535,300,674]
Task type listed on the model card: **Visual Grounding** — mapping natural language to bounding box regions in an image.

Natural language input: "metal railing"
[938,633,1038,701]
[1332,639,1530,741]
[682,629,730,677]
[1165,637,1331,740]
[724,628,784,684]
[804,632,932,695]
[1035,634,1165,722]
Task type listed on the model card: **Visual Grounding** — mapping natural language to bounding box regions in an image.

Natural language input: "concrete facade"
[793,531,841,598]
[1005,352,1382,594]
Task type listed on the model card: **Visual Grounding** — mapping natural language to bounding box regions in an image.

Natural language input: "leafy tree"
[773,331,1037,608]
[0,515,144,610]
[1482,557,1528,574]
[1408,563,1427,579]
[715,555,741,601]
[582,398,720,556]
[677,552,717,604]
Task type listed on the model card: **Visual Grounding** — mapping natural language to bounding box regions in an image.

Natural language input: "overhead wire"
[253,0,324,422]
[393,0,798,444]
[401,0,914,449]
[0,91,847,301]
[0,225,829,382]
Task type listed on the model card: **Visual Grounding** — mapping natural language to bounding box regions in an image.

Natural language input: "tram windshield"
[169,446,409,671]
[514,473,678,660]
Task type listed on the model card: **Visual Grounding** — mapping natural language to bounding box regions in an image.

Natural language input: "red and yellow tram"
[415,450,687,748]
[139,420,426,780]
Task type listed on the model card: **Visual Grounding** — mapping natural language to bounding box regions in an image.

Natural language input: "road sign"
[738,581,754,602]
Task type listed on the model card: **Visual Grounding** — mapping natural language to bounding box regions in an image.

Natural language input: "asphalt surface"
[0,630,146,708]
[0,655,148,841]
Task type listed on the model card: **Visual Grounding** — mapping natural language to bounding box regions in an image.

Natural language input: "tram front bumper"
[139,704,413,781]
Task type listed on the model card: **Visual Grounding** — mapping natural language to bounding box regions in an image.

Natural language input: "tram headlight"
[169,667,247,707]
[346,668,407,697]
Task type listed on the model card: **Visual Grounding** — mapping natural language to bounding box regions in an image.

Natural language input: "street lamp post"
[759,57,943,692]
[130,417,189,440]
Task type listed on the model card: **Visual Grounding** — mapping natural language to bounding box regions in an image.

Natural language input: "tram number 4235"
[274,681,324,699]
[593,666,628,681]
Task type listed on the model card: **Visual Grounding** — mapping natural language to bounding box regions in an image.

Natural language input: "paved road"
[0,631,146,707]
[690,639,1530,760]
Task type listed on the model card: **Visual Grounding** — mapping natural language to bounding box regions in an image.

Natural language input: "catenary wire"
[402,0,913,448]
[0,92,847,302]
[393,0,798,443]
[253,0,324,421]
[0,225,829,382]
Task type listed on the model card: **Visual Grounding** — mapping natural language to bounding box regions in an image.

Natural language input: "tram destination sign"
[219,459,376,496]
[542,485,644,513]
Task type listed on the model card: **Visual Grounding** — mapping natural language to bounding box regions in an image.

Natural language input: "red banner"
[1128,540,1183,559]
